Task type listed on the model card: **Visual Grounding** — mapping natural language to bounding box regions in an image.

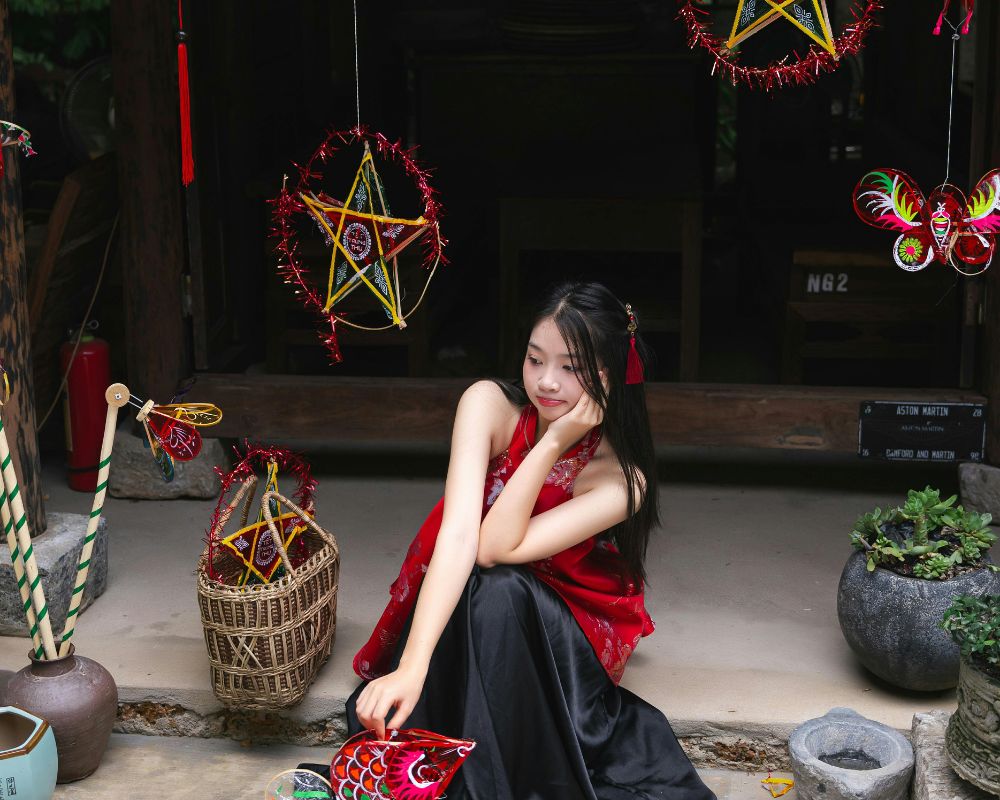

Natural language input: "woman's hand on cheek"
[354,664,427,738]
[544,378,605,450]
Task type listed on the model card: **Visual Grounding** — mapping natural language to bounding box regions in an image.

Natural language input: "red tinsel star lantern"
[269,127,446,364]
[677,0,883,90]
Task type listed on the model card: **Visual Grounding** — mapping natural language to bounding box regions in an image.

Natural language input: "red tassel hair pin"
[624,303,644,385]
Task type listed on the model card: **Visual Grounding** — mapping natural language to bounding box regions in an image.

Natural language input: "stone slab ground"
[0,452,976,796]
[51,733,798,800]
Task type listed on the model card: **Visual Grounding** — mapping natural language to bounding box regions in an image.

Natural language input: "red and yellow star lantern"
[270,127,446,363]
[728,0,836,55]
[677,0,883,90]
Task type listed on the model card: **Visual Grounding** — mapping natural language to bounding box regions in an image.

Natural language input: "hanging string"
[353,0,361,130]
[943,22,960,185]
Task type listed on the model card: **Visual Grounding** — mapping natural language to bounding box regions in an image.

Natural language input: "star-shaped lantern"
[301,141,431,328]
[728,0,836,55]
[220,461,308,585]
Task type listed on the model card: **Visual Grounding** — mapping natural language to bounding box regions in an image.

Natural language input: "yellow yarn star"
[728,0,836,56]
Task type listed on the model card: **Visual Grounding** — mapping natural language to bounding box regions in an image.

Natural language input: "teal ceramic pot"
[0,706,58,800]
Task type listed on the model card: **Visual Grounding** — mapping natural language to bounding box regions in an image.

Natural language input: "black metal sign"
[858,401,987,462]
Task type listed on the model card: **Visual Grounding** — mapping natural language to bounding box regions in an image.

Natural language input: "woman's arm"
[354,381,512,737]
[477,477,630,567]
[477,389,632,567]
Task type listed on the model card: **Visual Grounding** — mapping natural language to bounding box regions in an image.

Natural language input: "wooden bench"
[189,373,985,453]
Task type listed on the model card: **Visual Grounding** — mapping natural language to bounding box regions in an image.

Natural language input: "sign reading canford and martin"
[858,402,987,462]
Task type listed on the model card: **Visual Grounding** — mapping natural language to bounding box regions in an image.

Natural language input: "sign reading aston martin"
[858,402,986,462]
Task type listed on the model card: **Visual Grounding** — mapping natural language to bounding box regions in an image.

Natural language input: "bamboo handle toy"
[0,373,58,660]
[58,383,129,656]
[0,484,44,658]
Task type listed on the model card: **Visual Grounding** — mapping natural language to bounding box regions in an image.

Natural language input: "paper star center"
[728,0,837,56]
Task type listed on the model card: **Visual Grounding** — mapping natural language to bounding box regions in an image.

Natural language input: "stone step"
[51,734,797,800]
[0,464,960,778]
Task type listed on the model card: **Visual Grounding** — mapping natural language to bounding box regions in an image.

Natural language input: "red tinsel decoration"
[677,0,883,90]
[268,126,447,364]
[204,442,317,582]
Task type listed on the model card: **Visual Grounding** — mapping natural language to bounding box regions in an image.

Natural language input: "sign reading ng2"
[806,272,848,293]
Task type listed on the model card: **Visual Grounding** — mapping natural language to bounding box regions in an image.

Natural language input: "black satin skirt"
[334,566,716,800]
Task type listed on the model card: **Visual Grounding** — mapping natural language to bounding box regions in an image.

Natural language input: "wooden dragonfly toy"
[129,392,223,482]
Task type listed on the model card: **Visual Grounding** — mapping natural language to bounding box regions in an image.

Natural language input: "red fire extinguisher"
[61,329,111,492]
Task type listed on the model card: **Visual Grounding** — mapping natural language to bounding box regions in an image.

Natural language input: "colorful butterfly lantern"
[853,169,1000,275]
[329,729,475,800]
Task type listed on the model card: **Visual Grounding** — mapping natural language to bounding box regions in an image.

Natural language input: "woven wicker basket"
[197,487,339,710]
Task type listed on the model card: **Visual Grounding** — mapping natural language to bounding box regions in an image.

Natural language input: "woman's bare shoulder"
[456,381,523,458]
[575,439,645,503]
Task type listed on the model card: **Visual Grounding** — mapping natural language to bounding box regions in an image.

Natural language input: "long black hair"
[495,281,659,584]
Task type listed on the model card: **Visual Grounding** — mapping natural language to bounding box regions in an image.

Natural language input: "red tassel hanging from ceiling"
[933,0,974,35]
[933,0,951,35]
[177,0,194,186]
[961,1,974,34]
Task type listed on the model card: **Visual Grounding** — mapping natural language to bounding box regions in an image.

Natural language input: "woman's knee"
[470,565,534,625]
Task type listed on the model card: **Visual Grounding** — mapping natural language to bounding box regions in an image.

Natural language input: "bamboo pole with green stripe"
[0,417,58,659]
[0,484,44,659]
[58,383,129,657]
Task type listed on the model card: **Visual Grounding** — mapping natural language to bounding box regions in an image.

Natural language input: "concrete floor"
[51,734,798,799]
[1,452,969,797]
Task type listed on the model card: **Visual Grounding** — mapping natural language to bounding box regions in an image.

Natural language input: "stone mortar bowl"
[789,707,914,800]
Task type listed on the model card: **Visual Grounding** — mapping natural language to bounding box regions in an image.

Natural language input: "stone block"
[0,512,109,638]
[109,430,227,500]
[789,707,913,800]
[959,463,1000,519]
[911,711,994,800]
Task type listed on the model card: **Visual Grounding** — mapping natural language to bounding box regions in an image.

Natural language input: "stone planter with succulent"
[942,594,1000,795]
[837,487,1000,691]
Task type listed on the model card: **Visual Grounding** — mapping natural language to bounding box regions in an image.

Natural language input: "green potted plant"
[836,487,1000,691]
[942,594,1000,795]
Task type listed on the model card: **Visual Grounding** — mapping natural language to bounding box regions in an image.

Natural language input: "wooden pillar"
[110,0,189,403]
[971,3,1000,463]
[0,1,45,534]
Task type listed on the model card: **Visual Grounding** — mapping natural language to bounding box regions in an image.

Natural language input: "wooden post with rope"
[0,1,46,536]
[971,2,1000,464]
[0,373,57,660]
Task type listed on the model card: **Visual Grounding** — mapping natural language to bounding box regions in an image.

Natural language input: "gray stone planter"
[837,551,1000,691]
[947,659,1000,795]
[789,707,913,800]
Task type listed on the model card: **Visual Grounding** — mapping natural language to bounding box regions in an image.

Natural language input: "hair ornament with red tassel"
[625,303,644,385]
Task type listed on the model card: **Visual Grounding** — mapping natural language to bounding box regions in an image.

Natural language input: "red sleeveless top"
[353,405,655,684]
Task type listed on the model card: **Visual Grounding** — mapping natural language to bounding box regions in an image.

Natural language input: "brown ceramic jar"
[5,646,117,783]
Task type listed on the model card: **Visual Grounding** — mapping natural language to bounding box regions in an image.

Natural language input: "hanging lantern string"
[353,0,361,130]
[943,19,961,185]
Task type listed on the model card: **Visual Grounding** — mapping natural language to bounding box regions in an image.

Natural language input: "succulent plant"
[850,487,996,580]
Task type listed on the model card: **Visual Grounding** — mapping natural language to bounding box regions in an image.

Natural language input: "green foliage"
[899,487,957,546]
[9,0,110,71]
[942,594,1000,674]
[851,486,997,580]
